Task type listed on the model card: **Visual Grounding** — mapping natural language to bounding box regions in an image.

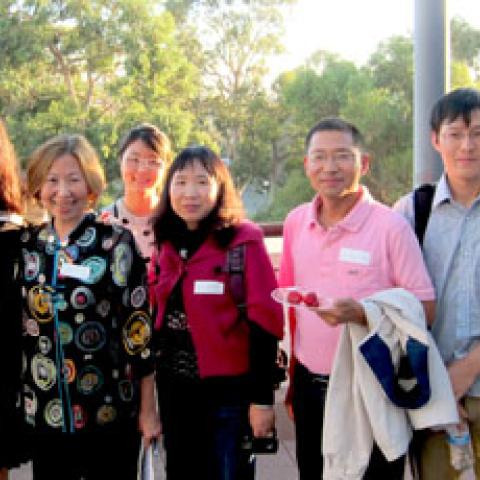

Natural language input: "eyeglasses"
[442,129,480,145]
[124,156,164,170]
[308,150,356,165]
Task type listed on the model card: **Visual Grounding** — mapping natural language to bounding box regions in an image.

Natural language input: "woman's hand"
[249,404,275,438]
[138,407,162,447]
[139,373,161,446]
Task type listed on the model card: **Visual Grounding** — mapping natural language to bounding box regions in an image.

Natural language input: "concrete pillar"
[413,0,450,185]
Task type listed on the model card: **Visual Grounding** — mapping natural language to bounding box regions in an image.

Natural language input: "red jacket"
[149,221,284,378]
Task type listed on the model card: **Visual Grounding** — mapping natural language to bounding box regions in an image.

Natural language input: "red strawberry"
[303,292,319,307]
[287,290,303,305]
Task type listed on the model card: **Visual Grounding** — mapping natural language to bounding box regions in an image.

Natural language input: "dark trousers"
[31,425,141,480]
[157,375,255,480]
[292,362,405,480]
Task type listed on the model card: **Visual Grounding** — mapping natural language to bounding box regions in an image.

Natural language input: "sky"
[273,0,480,73]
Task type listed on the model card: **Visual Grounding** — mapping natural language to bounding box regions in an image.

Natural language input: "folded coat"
[322,288,458,480]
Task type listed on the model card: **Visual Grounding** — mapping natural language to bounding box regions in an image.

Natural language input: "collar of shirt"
[117,199,151,226]
[432,174,452,209]
[434,173,480,210]
[46,212,95,246]
[307,186,374,233]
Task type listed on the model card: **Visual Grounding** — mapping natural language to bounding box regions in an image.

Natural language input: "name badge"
[339,247,371,266]
[194,280,225,295]
[60,263,91,281]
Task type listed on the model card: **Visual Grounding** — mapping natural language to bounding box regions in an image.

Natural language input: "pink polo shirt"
[279,187,435,375]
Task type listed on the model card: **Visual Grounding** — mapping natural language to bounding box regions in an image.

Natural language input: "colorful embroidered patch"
[75,321,107,353]
[31,354,56,391]
[77,365,104,395]
[76,226,97,248]
[70,286,95,309]
[82,256,107,284]
[28,285,54,323]
[122,311,151,355]
[96,404,117,425]
[44,399,63,428]
[111,243,132,287]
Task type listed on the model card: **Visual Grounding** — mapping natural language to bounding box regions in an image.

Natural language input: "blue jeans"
[157,376,255,480]
[212,405,255,480]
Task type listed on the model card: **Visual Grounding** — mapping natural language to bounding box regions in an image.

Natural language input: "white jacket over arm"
[322,288,458,480]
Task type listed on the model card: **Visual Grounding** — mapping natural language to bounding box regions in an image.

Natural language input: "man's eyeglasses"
[442,129,480,145]
[309,150,356,165]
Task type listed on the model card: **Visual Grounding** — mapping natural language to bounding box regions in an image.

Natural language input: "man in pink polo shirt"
[279,117,435,480]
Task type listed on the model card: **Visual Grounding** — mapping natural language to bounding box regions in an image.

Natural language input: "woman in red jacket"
[150,146,283,480]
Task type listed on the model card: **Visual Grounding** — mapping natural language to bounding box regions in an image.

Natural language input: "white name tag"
[60,263,91,281]
[339,247,371,266]
[194,280,225,295]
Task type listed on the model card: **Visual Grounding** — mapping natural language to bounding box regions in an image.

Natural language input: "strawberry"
[287,290,303,305]
[303,292,319,307]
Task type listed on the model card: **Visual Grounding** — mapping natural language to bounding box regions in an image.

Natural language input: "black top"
[0,218,29,468]
[20,214,154,435]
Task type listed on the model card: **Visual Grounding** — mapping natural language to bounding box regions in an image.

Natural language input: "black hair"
[118,123,172,163]
[430,88,480,134]
[152,146,244,248]
[305,117,365,152]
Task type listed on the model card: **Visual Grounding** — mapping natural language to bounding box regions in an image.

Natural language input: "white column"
[413,0,450,185]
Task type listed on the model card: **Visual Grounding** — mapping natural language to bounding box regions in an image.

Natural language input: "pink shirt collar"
[307,186,374,233]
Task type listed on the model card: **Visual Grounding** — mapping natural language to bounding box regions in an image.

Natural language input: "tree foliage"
[0,0,202,196]
[1,4,480,216]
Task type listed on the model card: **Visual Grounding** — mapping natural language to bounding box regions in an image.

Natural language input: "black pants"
[31,424,141,480]
[292,362,405,480]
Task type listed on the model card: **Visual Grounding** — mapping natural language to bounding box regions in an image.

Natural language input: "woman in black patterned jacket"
[21,134,160,480]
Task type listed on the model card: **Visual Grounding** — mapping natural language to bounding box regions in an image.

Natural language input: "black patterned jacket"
[20,213,153,434]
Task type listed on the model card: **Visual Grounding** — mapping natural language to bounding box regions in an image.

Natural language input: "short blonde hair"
[27,134,106,206]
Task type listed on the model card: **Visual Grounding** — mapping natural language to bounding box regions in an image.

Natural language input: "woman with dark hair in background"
[103,123,173,261]
[149,146,283,480]
[0,119,28,480]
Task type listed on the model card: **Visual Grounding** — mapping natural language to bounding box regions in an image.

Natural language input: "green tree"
[200,1,286,166]
[0,0,202,193]
[367,35,413,104]
[451,16,480,79]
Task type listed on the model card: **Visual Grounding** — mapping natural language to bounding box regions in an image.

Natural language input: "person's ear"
[34,191,42,207]
[431,131,441,153]
[360,153,370,175]
[88,192,97,208]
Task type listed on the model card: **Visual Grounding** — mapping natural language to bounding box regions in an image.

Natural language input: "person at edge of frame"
[395,87,480,479]
[0,119,31,480]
